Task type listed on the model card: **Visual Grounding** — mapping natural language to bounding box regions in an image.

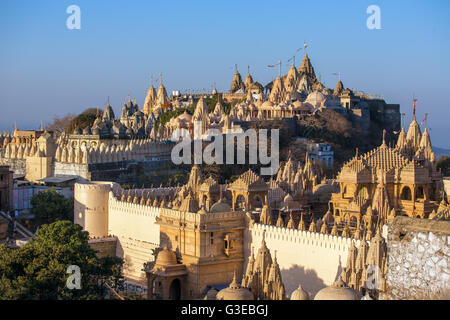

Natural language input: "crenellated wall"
[107,191,164,282]
[244,223,359,297]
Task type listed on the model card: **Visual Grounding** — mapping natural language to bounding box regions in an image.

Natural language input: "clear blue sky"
[1,0,449,148]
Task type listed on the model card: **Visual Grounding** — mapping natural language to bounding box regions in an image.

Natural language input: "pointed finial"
[413,97,417,121]
[278,60,282,78]
[382,129,386,146]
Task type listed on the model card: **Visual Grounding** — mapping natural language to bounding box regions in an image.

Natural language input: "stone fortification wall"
[108,192,162,283]
[245,223,358,297]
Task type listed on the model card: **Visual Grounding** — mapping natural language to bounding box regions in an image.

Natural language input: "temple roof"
[229,169,268,191]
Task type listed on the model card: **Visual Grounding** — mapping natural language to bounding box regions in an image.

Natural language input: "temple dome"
[290,284,310,300]
[177,111,192,122]
[216,273,254,300]
[210,201,232,213]
[306,91,326,107]
[155,247,178,266]
[314,277,361,300]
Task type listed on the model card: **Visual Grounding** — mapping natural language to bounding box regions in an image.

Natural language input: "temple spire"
[278,60,282,78]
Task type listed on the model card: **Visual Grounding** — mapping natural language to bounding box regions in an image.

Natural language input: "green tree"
[0,221,123,300]
[68,108,102,133]
[30,188,74,224]
[437,156,450,176]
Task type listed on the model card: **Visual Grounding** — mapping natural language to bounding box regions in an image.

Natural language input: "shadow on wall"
[160,232,173,249]
[334,255,343,283]
[116,240,135,276]
[281,265,327,298]
[115,240,126,268]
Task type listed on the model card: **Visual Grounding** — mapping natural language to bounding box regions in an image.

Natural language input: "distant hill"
[433,146,450,159]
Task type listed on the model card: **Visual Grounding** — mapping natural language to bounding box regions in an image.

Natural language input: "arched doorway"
[401,187,412,200]
[169,279,181,300]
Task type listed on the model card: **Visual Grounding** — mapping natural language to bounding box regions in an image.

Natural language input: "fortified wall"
[74,182,180,284]
[244,222,360,297]
[382,216,450,300]
[108,192,162,281]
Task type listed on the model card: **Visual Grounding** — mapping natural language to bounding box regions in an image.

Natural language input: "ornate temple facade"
[73,133,450,300]
[330,102,442,234]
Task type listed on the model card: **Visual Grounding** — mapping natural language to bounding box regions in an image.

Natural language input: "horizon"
[1,0,449,148]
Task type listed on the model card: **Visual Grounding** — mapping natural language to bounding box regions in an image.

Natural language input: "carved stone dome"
[155,247,177,266]
[177,111,192,123]
[306,90,326,107]
[210,201,232,213]
[216,273,254,300]
[290,284,310,300]
[314,277,361,300]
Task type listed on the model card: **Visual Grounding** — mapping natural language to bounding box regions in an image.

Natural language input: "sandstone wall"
[55,162,90,179]
[383,216,450,300]
[74,182,114,238]
[0,158,26,175]
[108,194,161,283]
